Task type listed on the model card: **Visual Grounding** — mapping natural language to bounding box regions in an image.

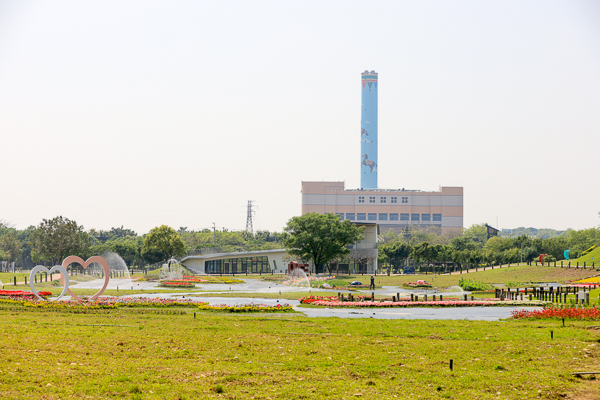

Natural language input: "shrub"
[458,278,491,291]
[582,245,596,256]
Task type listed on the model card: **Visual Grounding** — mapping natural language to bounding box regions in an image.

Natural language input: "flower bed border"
[197,303,294,313]
[299,295,547,308]
[511,306,600,320]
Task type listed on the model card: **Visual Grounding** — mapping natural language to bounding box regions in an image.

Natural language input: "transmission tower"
[246,200,256,233]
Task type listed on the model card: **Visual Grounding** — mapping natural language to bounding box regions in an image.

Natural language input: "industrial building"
[300,71,464,272]
[301,70,463,235]
[301,181,463,236]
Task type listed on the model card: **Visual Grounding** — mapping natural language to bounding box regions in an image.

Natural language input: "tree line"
[378,223,600,270]
[2,215,598,272]
[0,217,283,269]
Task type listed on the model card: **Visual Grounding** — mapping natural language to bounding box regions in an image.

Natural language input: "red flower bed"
[181,276,208,283]
[299,295,338,304]
[0,290,52,299]
[511,307,600,320]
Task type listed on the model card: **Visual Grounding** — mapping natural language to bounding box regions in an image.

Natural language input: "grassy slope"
[345,264,599,288]
[571,244,600,265]
[0,308,598,399]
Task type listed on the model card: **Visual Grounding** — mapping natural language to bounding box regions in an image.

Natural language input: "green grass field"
[3,261,600,398]
[367,263,599,287]
[0,306,599,399]
[571,245,600,266]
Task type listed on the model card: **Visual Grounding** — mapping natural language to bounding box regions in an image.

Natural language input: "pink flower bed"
[306,299,522,308]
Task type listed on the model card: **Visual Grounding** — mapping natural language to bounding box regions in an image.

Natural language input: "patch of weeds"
[117,376,131,382]
[214,384,224,393]
[494,365,505,371]
[130,385,142,394]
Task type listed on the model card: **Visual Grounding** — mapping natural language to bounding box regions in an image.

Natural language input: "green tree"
[379,242,412,269]
[281,213,364,272]
[410,242,430,264]
[105,236,140,266]
[450,236,482,251]
[0,231,22,262]
[143,225,186,265]
[30,216,91,264]
[463,223,489,244]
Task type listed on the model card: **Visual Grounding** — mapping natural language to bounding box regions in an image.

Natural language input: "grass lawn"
[1,305,599,399]
[571,245,600,266]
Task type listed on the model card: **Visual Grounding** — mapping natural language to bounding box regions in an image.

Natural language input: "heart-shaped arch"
[29,265,69,301]
[61,256,110,301]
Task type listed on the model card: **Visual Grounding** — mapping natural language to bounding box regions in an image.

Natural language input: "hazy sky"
[1,0,599,234]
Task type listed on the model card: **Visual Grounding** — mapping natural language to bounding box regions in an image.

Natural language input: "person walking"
[369,275,375,290]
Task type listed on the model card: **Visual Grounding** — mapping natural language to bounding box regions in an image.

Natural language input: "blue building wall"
[361,70,378,189]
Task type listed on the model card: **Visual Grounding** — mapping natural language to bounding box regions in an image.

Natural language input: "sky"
[0,0,599,235]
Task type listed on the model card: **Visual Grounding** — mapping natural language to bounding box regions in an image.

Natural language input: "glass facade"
[422,213,431,221]
[357,213,367,220]
[433,213,442,221]
[368,213,377,221]
[205,256,270,274]
[379,213,388,220]
[400,213,409,221]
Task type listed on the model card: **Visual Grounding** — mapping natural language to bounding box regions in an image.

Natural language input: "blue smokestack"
[361,70,378,189]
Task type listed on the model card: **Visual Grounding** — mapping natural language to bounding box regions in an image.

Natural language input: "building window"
[433,213,442,222]
[421,214,430,222]
[391,197,397,203]
[357,213,366,221]
[400,213,409,221]
[390,213,399,221]
[336,213,344,220]
[368,213,377,221]
[379,213,388,221]
[358,196,364,203]
[402,197,408,203]
[346,213,355,220]
[411,213,420,221]
[369,196,375,203]
[380,197,386,203]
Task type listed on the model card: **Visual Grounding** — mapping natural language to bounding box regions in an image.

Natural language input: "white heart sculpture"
[29,265,69,301]
[61,256,110,301]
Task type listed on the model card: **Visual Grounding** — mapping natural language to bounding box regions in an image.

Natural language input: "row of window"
[337,213,442,222]
[358,196,409,204]
[204,256,270,274]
